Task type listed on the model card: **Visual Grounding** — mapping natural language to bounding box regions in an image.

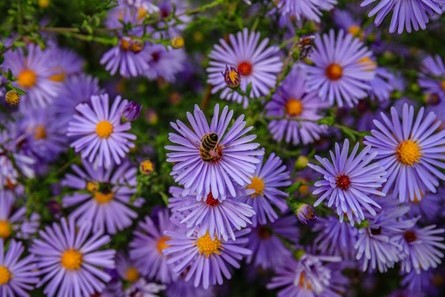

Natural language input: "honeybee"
[199,133,220,162]
[297,35,315,60]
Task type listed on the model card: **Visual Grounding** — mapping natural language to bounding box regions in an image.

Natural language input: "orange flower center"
[34,125,47,140]
[125,266,140,283]
[247,176,265,197]
[396,140,422,166]
[237,61,253,76]
[325,63,343,81]
[17,69,37,88]
[96,121,114,139]
[61,249,83,270]
[0,266,11,285]
[0,220,11,239]
[285,98,303,117]
[336,174,351,190]
[156,235,170,254]
[94,191,114,204]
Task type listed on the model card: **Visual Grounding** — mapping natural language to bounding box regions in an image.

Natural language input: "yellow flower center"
[49,72,66,82]
[34,125,47,140]
[139,160,154,175]
[61,249,83,270]
[38,0,50,8]
[17,69,37,89]
[94,191,114,204]
[441,80,445,91]
[86,181,99,193]
[358,56,377,71]
[0,220,12,239]
[195,232,221,257]
[125,266,140,283]
[156,235,170,254]
[247,176,265,197]
[0,266,11,285]
[285,98,303,117]
[137,7,148,20]
[171,36,185,49]
[325,63,343,81]
[96,121,114,139]
[348,25,362,37]
[396,140,422,166]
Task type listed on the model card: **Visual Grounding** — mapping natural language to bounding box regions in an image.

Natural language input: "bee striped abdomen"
[199,133,221,162]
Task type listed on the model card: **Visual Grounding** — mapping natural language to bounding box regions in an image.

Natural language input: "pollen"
[61,249,83,270]
[0,220,11,239]
[336,174,351,190]
[285,98,304,117]
[156,235,170,254]
[237,61,253,76]
[0,265,11,285]
[247,176,265,197]
[96,120,114,139]
[34,125,47,140]
[325,63,343,81]
[94,191,114,204]
[396,140,422,166]
[125,266,140,283]
[17,69,37,89]
[297,272,313,291]
[441,80,445,91]
[195,232,221,257]
[205,192,220,206]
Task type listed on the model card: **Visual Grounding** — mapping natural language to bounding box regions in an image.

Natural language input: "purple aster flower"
[267,253,344,297]
[164,228,251,289]
[53,74,102,127]
[400,224,445,274]
[18,108,67,162]
[115,253,145,292]
[152,0,190,38]
[246,214,299,270]
[408,189,443,223]
[419,55,445,104]
[31,218,115,297]
[122,101,142,121]
[67,93,137,168]
[166,104,263,201]
[308,139,386,224]
[100,36,152,78]
[266,64,329,145]
[62,160,139,234]
[332,8,367,39]
[0,196,34,241]
[361,0,444,34]
[239,152,291,226]
[3,44,61,109]
[314,216,358,260]
[0,128,35,191]
[355,204,416,272]
[14,212,40,240]
[369,67,396,102]
[207,28,283,108]
[277,0,337,22]
[401,270,434,293]
[168,186,255,241]
[305,30,376,107]
[166,278,213,297]
[129,209,178,283]
[364,103,445,202]
[145,45,186,83]
[0,239,39,297]
[47,42,84,83]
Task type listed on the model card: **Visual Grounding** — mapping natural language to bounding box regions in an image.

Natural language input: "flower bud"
[294,155,308,169]
[122,101,142,121]
[5,90,20,106]
[295,203,316,224]
[222,65,240,89]
[171,36,185,49]
[140,160,154,175]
